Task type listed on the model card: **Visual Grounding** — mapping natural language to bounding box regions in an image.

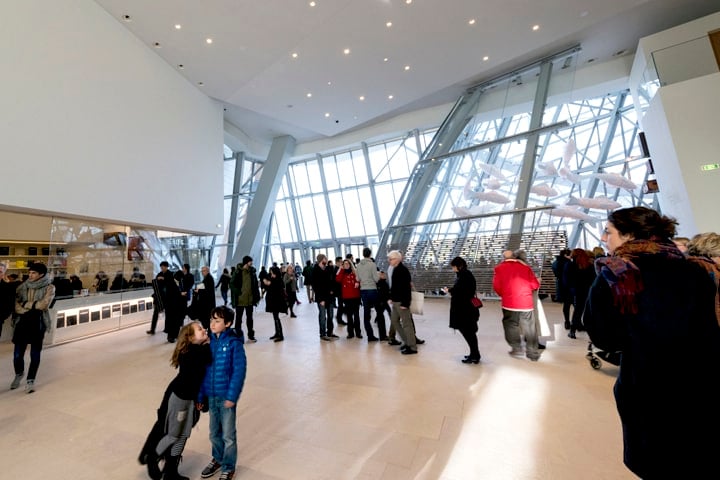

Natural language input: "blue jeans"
[208,396,237,472]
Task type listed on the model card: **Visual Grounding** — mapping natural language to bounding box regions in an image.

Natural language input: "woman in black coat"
[584,207,720,478]
[565,248,596,339]
[443,256,481,364]
[263,266,287,342]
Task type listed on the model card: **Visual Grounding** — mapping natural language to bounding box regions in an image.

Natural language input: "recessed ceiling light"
[291,52,298,58]
[483,56,489,61]
[405,0,412,4]
[306,92,312,98]
[386,21,392,27]
[359,95,365,101]
[178,64,184,69]
[206,38,213,44]
[122,14,132,22]
[532,25,540,31]
[174,24,182,30]
[324,112,330,118]
[198,82,204,86]
[343,48,351,55]
[468,19,476,25]
[154,42,161,48]
[404,65,410,71]
[388,95,394,100]
[309,1,316,6]
[327,81,332,86]
[383,57,389,62]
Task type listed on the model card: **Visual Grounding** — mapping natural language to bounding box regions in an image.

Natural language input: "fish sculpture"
[530,183,558,197]
[473,191,511,204]
[566,195,621,210]
[593,172,638,191]
[562,138,576,166]
[476,162,507,180]
[482,178,503,190]
[547,206,601,225]
[536,160,558,176]
[558,166,584,184]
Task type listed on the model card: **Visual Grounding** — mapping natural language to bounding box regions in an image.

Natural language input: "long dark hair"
[571,248,593,269]
[608,207,677,241]
[450,256,467,270]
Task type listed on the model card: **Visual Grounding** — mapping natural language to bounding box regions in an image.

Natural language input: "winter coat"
[15,274,56,334]
[389,262,412,308]
[336,268,361,300]
[199,329,246,404]
[584,247,720,478]
[448,268,479,331]
[168,343,212,401]
[492,260,539,310]
[356,258,380,290]
[264,275,287,314]
[311,264,335,304]
[232,267,260,307]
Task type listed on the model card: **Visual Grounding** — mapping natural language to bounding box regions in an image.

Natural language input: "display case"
[48,287,154,345]
[0,243,50,273]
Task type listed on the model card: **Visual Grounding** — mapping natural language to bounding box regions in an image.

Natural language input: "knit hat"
[242,255,253,266]
[29,262,48,275]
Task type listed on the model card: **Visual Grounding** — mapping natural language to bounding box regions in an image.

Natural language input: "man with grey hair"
[386,250,417,355]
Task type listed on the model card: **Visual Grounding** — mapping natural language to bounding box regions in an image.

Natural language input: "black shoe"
[379,336,388,341]
[337,320,348,325]
[167,338,176,343]
[269,334,278,340]
[145,451,162,480]
[388,339,401,346]
[146,330,155,335]
[461,356,480,364]
[274,336,284,342]
[564,321,571,330]
[356,334,363,339]
[367,336,379,342]
[347,334,355,339]
[400,347,418,355]
[538,343,546,349]
[568,331,576,339]
[290,314,297,318]
[328,334,339,339]
[415,338,425,345]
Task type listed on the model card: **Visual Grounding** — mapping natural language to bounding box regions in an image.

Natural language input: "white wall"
[643,73,720,236]
[0,1,224,235]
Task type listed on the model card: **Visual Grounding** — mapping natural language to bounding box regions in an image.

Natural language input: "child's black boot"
[163,455,189,480]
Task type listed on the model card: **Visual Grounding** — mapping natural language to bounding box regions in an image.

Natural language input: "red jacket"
[336,268,361,300]
[492,260,540,310]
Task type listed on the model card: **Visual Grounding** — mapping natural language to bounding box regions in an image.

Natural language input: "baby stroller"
[586,341,621,370]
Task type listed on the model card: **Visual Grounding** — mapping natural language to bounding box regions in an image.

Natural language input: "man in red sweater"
[493,251,541,361]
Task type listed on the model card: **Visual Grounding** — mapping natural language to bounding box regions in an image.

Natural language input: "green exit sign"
[701,163,719,171]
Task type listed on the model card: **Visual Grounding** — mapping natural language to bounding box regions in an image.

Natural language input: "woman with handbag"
[443,256,481,364]
[11,262,56,393]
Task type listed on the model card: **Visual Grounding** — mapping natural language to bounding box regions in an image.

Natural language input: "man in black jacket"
[387,250,417,355]
[312,254,338,341]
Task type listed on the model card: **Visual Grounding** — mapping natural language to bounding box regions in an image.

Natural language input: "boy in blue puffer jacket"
[198,306,246,480]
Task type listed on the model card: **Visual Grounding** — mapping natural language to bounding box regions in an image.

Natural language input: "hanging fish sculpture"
[593,172,638,191]
[482,178,503,190]
[547,206,601,225]
[566,195,621,210]
[530,183,558,197]
[476,162,508,181]
[473,191,512,204]
[559,139,584,183]
[536,160,558,176]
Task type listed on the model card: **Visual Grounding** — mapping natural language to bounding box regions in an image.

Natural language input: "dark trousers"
[272,312,284,338]
[361,289,386,339]
[344,298,361,336]
[571,291,588,331]
[235,305,255,339]
[149,307,162,333]
[458,326,480,359]
[13,339,43,380]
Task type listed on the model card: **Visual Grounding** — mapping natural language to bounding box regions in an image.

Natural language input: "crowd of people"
[3,205,718,479]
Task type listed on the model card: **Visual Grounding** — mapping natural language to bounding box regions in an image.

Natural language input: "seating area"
[396,231,567,297]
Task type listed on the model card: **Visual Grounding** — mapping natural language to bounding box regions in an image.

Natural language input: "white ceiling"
[95,0,717,146]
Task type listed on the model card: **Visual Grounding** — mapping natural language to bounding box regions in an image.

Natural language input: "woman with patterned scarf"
[584,207,720,479]
[11,262,56,393]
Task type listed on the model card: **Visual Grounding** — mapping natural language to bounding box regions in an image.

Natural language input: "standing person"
[148,261,172,335]
[195,266,216,330]
[283,265,299,318]
[311,254,338,341]
[294,262,303,288]
[686,232,720,323]
[198,306,247,480]
[263,266,286,342]
[302,260,314,303]
[375,271,392,340]
[493,251,541,361]
[257,266,269,298]
[336,259,362,339]
[232,256,260,343]
[584,207,720,478]
[0,262,19,338]
[356,247,384,341]
[386,250,417,355]
[565,249,596,339]
[216,268,231,306]
[443,256,481,364]
[179,264,195,307]
[139,321,211,480]
[10,262,55,393]
[552,249,572,328]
